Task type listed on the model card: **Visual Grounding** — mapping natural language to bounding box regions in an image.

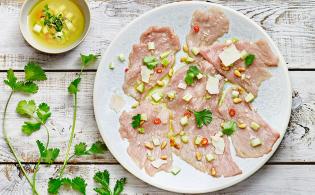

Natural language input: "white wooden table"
[0,0,315,194]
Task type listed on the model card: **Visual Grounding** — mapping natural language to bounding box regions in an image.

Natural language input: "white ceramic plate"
[93,2,291,193]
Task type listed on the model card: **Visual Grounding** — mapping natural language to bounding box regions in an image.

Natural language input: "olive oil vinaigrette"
[28,0,85,49]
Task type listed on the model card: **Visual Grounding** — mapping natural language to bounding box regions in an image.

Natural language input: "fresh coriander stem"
[2,91,39,195]
[32,158,41,195]
[59,92,78,177]
[31,118,50,195]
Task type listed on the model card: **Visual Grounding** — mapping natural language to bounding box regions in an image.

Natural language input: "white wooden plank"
[0,0,314,70]
[0,164,314,194]
[0,71,315,163]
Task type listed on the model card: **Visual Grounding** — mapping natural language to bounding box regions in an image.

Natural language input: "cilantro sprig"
[74,141,108,156]
[244,54,255,67]
[36,140,60,164]
[184,65,201,85]
[194,109,213,128]
[16,100,52,135]
[59,54,99,177]
[48,176,87,195]
[3,62,47,195]
[131,114,141,128]
[94,170,127,195]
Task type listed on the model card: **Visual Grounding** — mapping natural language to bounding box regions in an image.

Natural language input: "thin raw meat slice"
[119,101,173,176]
[123,26,180,100]
[200,40,278,96]
[170,115,241,177]
[218,87,280,158]
[186,9,229,50]
[163,61,223,134]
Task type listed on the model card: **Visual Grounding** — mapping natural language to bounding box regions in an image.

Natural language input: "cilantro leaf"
[36,140,60,164]
[131,114,141,129]
[22,121,41,135]
[48,178,63,194]
[94,170,110,188]
[68,77,81,94]
[74,142,88,156]
[113,178,127,195]
[89,141,108,154]
[194,109,212,128]
[245,54,255,67]
[36,103,51,123]
[15,81,39,94]
[93,170,126,195]
[185,66,201,85]
[24,62,47,81]
[4,67,41,94]
[143,56,158,70]
[74,141,108,156]
[71,177,87,195]
[81,54,99,67]
[4,69,18,90]
[94,187,111,195]
[16,100,37,117]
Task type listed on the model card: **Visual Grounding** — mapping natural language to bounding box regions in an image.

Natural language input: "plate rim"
[93,1,292,193]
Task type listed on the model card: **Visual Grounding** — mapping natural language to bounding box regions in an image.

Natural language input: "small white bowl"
[19,0,91,54]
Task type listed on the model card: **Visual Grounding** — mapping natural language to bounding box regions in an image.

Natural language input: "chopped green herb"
[185,66,201,85]
[143,56,158,70]
[43,4,64,32]
[244,54,255,67]
[131,114,141,128]
[194,109,212,128]
[222,120,237,136]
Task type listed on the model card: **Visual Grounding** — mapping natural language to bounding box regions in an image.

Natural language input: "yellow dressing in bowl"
[28,0,85,49]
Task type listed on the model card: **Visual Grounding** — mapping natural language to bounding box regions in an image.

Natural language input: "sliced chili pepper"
[170,137,175,146]
[201,138,208,146]
[184,110,192,118]
[155,67,163,73]
[193,25,200,33]
[228,108,236,117]
[153,118,161,125]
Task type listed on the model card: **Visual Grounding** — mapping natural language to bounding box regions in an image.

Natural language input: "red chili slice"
[229,108,236,117]
[124,68,129,72]
[193,25,200,33]
[201,138,208,146]
[155,67,163,73]
[184,110,192,118]
[153,118,161,125]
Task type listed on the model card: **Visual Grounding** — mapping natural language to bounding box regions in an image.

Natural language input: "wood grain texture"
[1,164,315,194]
[0,71,314,163]
[0,0,314,70]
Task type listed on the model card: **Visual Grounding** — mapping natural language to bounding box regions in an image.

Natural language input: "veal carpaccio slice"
[170,114,242,177]
[218,87,280,158]
[186,8,229,50]
[123,26,180,100]
[119,101,173,176]
[200,40,278,96]
[162,60,241,177]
